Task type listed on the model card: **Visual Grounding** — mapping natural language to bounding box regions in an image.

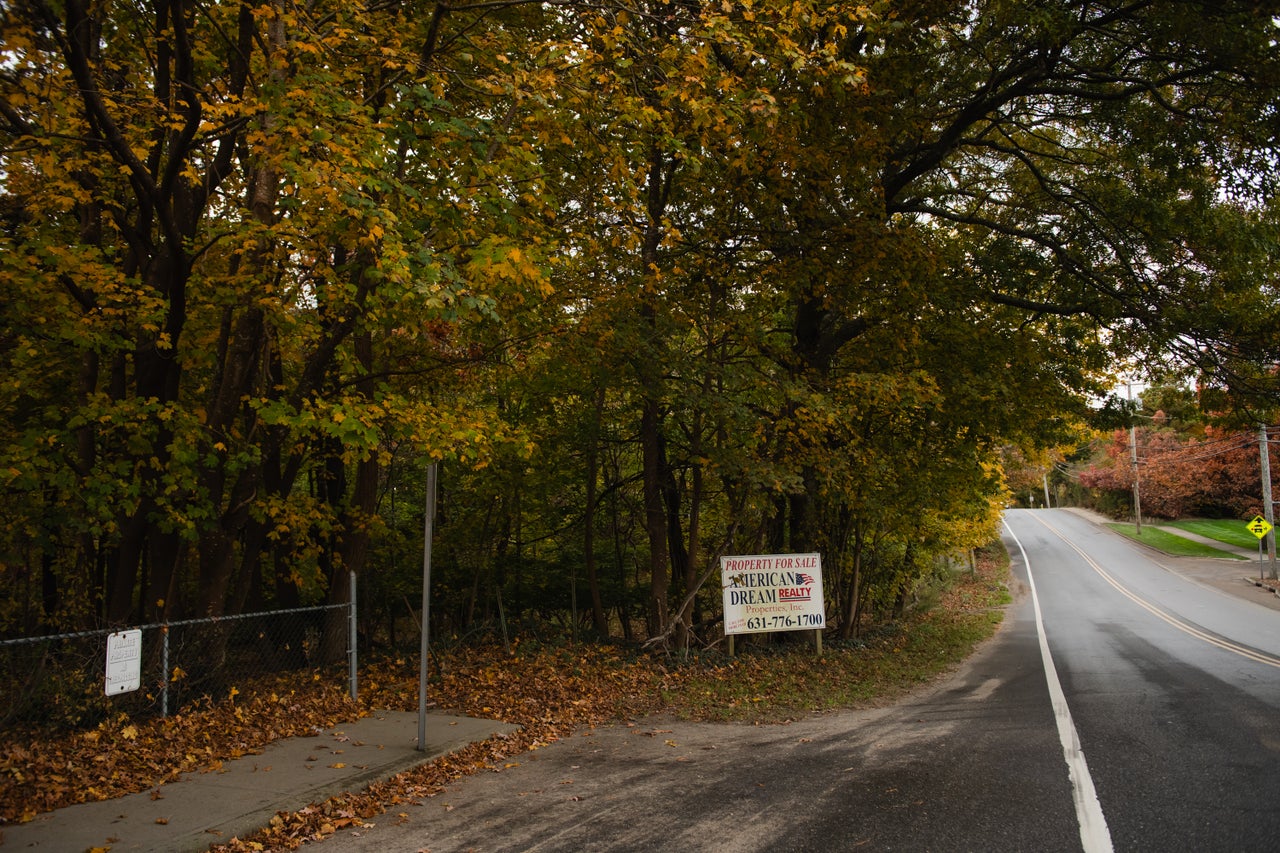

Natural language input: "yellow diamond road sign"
[1247,515,1273,539]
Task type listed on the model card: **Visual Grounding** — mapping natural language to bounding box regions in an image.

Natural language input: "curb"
[1243,576,1280,598]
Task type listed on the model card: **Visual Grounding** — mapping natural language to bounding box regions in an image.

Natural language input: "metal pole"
[1261,424,1276,580]
[417,462,438,751]
[1043,473,1052,509]
[348,570,358,701]
[161,626,169,718]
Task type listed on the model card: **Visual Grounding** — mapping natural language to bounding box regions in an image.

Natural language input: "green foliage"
[2,1,1278,651]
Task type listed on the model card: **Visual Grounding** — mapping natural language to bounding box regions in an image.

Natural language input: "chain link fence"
[0,596,357,732]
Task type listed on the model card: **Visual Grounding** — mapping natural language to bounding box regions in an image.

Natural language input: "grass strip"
[1107,523,1246,559]
[1165,518,1262,550]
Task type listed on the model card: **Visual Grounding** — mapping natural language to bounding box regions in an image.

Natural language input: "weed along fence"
[721,552,826,654]
[0,597,357,730]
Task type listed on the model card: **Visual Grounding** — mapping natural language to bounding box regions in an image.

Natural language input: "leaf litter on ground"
[0,547,1009,851]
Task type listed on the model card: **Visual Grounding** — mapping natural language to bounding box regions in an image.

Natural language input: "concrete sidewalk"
[1,710,518,852]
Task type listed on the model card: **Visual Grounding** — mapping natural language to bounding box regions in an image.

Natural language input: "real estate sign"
[721,553,825,636]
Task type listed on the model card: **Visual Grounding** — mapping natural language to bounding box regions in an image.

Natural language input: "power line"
[1143,434,1256,465]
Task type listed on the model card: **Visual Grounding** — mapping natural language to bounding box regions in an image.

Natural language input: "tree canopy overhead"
[2,0,1278,649]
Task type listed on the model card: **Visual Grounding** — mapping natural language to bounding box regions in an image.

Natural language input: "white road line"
[1004,519,1114,853]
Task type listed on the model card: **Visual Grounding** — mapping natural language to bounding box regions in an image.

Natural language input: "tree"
[4,1,1279,654]
[1079,423,1272,520]
[722,0,1280,630]
[0,0,550,646]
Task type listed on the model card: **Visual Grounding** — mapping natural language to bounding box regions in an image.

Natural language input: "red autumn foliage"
[1078,427,1269,519]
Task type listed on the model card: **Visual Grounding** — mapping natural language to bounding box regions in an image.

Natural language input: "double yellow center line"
[1032,514,1280,670]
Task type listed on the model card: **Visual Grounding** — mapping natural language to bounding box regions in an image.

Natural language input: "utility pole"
[1128,382,1142,535]
[1261,424,1276,580]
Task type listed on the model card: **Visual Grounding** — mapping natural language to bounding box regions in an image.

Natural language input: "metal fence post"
[348,571,358,702]
[161,625,170,718]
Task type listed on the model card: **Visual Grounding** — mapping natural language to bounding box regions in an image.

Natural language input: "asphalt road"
[1007,509,1280,852]
[323,508,1280,852]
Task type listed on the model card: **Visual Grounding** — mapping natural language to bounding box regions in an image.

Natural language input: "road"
[326,508,1280,852]
[1004,509,1280,852]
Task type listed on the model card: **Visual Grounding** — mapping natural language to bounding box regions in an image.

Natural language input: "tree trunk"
[675,458,703,651]
[610,452,634,643]
[642,397,669,638]
[584,385,609,636]
[838,523,865,640]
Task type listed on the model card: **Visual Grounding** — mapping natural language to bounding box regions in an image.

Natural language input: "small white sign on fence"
[105,629,142,696]
[721,553,826,636]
